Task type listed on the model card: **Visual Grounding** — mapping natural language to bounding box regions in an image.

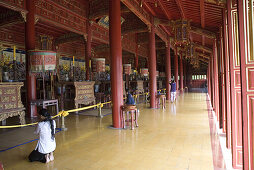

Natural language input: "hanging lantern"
[29,50,56,73]
[174,20,190,45]
[123,64,132,75]
[92,58,105,72]
[185,43,195,59]
[190,54,199,68]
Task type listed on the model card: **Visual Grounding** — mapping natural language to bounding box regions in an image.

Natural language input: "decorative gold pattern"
[0,82,25,124]
[1,96,9,103]
[11,96,16,101]
[4,89,15,95]
[5,104,15,109]
[73,81,95,109]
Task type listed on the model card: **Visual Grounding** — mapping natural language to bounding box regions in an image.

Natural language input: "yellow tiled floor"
[0,93,213,170]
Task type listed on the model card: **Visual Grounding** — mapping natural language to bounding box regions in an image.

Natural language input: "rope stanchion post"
[97,103,103,118]
[60,111,68,131]
[145,93,148,103]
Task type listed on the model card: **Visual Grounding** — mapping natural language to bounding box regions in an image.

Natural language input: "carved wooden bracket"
[20,11,26,22]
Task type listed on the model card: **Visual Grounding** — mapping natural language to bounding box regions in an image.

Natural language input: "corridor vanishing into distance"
[0,93,224,170]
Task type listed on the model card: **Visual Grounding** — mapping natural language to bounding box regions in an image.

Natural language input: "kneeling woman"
[29,109,56,163]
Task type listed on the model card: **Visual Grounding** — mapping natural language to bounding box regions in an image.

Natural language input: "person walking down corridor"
[170,80,176,102]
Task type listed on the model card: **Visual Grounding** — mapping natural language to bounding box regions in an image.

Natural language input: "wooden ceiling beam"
[174,0,186,19]
[190,26,216,39]
[122,27,148,34]
[121,0,169,42]
[196,51,210,59]
[200,0,206,46]
[200,0,205,28]
[89,5,130,20]
[154,17,172,26]
[0,11,24,28]
[55,33,85,46]
[158,0,173,20]
[143,1,156,16]
[194,43,212,53]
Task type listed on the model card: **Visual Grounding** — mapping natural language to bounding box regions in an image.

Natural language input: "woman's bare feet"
[49,152,54,161]
[45,154,50,163]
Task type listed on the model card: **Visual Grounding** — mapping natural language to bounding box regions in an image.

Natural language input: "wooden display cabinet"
[0,82,25,125]
[59,81,95,110]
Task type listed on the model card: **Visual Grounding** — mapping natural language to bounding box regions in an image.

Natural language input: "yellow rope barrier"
[0,89,168,128]
[0,111,64,128]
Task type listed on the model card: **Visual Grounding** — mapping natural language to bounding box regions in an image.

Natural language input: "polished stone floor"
[0,93,224,170]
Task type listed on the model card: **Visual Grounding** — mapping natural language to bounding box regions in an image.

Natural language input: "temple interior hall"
[0,0,253,170]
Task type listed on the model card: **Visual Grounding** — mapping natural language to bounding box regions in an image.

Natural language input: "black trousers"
[28,149,46,163]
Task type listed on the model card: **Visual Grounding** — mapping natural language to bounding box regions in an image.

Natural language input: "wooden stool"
[121,105,138,130]
[157,95,166,109]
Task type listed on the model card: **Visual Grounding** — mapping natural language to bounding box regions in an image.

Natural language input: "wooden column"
[227,0,243,168]
[213,40,220,122]
[210,53,215,109]
[109,0,123,128]
[174,46,179,90]
[207,61,211,97]
[86,20,92,81]
[237,0,254,169]
[25,0,37,117]
[148,24,157,108]
[219,28,226,132]
[165,41,171,100]
[180,51,184,91]
[223,8,232,149]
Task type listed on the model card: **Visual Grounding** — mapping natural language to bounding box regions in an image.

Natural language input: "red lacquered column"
[223,8,232,149]
[207,62,210,97]
[148,25,157,108]
[109,0,123,128]
[211,54,215,108]
[237,0,253,169]
[25,0,37,117]
[174,46,179,90]
[213,40,220,121]
[180,51,183,91]
[86,20,91,81]
[165,41,171,100]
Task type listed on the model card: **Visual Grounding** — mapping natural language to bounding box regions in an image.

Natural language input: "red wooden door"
[228,2,243,168]
[238,0,254,169]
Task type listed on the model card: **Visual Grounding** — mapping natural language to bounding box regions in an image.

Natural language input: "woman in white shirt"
[29,109,56,163]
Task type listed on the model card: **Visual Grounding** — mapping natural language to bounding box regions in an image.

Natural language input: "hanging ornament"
[174,20,190,46]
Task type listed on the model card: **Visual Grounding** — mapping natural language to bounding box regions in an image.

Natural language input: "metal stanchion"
[61,111,68,131]
[98,103,103,118]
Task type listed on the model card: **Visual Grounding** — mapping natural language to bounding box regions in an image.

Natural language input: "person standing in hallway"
[28,109,56,163]
[170,80,176,102]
